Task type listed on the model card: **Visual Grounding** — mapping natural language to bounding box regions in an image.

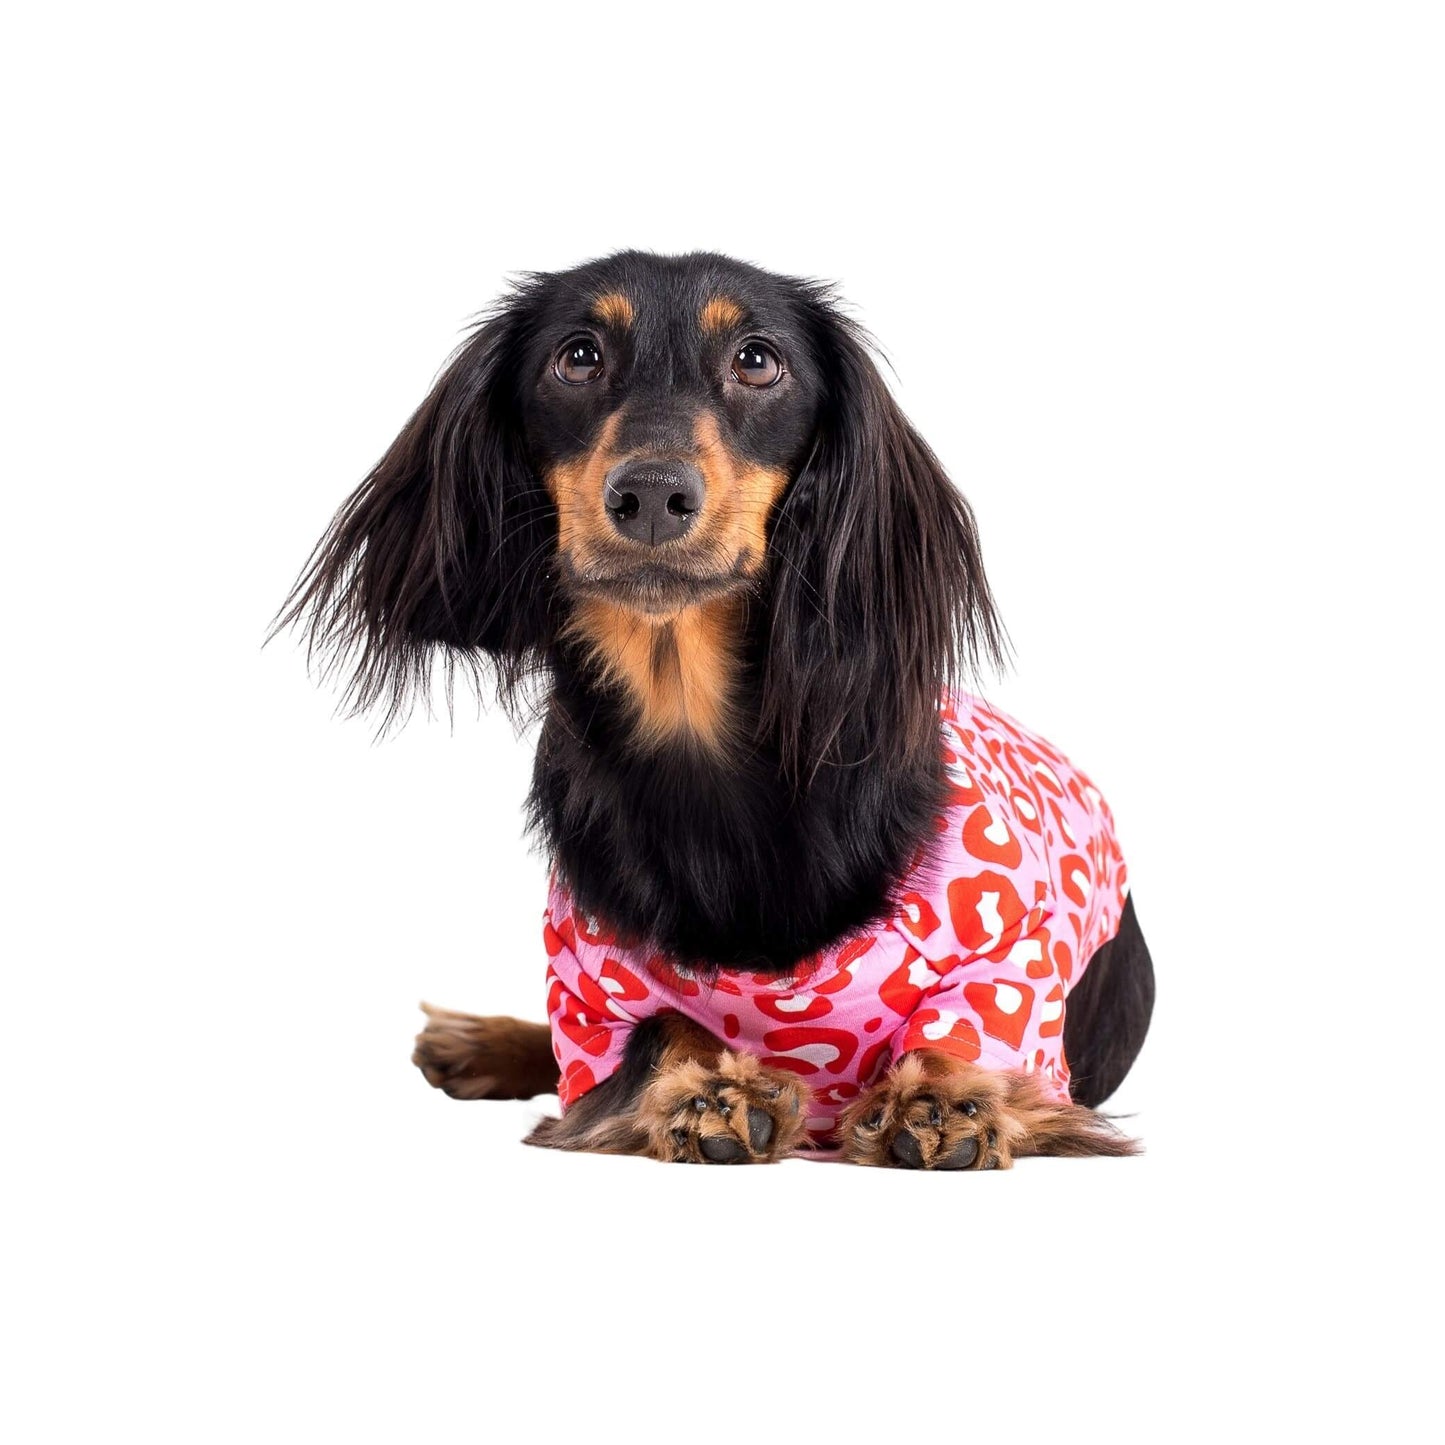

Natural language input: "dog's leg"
[412,1004,558,1100]
[525,1015,810,1163]
[839,1050,1138,1170]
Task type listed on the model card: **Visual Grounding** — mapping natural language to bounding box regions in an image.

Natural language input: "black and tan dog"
[278,251,1154,1168]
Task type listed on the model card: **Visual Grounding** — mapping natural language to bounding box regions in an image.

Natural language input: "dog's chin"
[563,555,752,616]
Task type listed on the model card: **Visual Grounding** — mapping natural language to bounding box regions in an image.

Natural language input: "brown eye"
[731,340,782,388]
[555,337,604,384]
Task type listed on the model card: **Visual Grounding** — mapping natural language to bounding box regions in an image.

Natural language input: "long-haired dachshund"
[278,251,1154,1169]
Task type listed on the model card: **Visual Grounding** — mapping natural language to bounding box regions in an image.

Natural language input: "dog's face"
[516,256,824,616]
[282,250,1001,766]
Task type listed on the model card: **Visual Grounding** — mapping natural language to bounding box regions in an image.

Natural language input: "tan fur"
[637,1031,810,1164]
[412,1005,558,1100]
[522,1014,808,1163]
[526,1101,649,1157]
[545,411,628,561]
[591,291,634,328]
[839,1050,1138,1169]
[650,1013,736,1071]
[699,295,744,332]
[690,411,788,566]
[564,593,742,748]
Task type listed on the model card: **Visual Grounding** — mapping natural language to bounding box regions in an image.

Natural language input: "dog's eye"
[555,337,604,385]
[731,341,782,388]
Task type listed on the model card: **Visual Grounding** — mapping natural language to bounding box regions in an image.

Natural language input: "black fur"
[1062,894,1156,1107]
[523,1015,672,1152]
[272,283,559,729]
[276,251,1007,973]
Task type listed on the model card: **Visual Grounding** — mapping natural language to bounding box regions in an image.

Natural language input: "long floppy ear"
[273,297,555,727]
[761,292,1006,777]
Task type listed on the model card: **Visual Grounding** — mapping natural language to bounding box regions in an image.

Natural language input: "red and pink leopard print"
[543,693,1129,1147]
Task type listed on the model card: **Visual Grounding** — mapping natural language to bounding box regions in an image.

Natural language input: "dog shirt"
[543,693,1129,1145]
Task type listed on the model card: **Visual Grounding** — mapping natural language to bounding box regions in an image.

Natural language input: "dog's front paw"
[639,1050,810,1164]
[840,1052,1011,1170]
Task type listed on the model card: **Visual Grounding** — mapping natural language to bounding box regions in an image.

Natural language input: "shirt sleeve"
[892,943,1069,1100]
[886,699,1101,1101]
[542,883,654,1109]
[889,848,1072,1100]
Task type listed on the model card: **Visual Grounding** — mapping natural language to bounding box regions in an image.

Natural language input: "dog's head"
[280,251,1003,765]
[523,257,821,616]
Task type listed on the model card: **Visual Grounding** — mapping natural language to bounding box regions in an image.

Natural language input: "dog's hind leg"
[1061,892,1156,1109]
[412,1005,558,1100]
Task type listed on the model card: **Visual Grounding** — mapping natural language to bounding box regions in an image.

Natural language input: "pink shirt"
[543,694,1128,1146]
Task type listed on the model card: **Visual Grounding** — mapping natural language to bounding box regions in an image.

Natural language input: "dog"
[278,250,1155,1168]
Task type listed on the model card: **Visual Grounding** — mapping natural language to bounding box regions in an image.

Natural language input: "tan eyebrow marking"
[591,292,635,328]
[700,295,745,333]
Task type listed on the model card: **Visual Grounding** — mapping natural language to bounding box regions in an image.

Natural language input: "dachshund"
[277,251,1154,1168]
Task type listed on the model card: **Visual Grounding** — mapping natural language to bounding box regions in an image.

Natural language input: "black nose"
[603,459,705,546]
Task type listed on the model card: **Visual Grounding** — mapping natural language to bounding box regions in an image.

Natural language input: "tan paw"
[839,1053,1014,1170]
[412,1005,557,1100]
[639,1051,810,1164]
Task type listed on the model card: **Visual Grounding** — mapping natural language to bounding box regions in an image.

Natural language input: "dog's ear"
[274,296,554,727]
[761,293,1006,776]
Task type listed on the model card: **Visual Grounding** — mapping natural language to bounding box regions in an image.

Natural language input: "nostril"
[603,460,705,544]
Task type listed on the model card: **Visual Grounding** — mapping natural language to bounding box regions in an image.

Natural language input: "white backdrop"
[4,4,1439,1440]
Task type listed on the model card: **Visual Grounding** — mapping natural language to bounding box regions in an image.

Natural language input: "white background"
[4,3,1440,1439]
